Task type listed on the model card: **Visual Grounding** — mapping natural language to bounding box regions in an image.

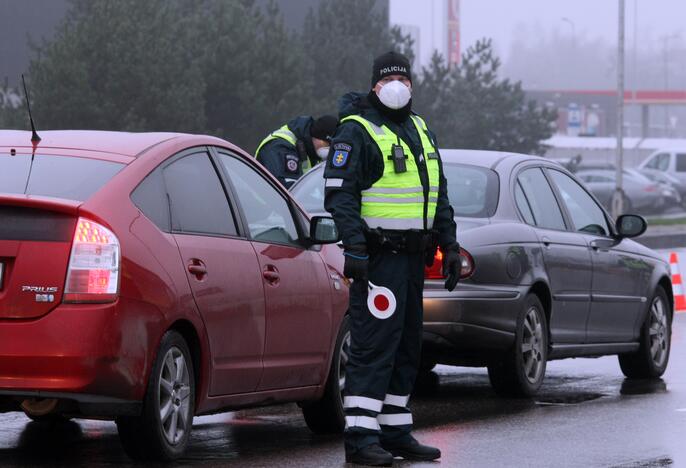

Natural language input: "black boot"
[381,437,441,461]
[345,443,394,466]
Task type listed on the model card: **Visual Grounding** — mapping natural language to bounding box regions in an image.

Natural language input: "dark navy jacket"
[256,116,318,188]
[323,92,457,248]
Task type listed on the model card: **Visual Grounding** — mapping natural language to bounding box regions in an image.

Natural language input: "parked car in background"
[0,130,349,461]
[291,151,673,398]
[629,168,682,209]
[639,168,686,209]
[638,149,686,185]
[575,169,670,213]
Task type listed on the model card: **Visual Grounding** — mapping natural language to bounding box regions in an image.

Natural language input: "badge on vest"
[285,154,300,173]
[331,143,352,169]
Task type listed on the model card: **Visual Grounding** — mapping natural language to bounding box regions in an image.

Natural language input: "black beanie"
[310,115,339,141]
[371,51,412,87]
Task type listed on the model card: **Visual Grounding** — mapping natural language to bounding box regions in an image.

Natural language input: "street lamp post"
[612,0,625,219]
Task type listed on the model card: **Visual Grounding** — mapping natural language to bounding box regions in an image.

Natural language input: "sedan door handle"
[262,265,280,285]
[541,236,551,248]
[187,260,208,280]
[188,264,207,275]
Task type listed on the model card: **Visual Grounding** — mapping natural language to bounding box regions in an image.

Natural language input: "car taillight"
[424,247,475,280]
[644,185,657,192]
[63,218,120,303]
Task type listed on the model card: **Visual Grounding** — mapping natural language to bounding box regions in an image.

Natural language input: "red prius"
[0,130,350,460]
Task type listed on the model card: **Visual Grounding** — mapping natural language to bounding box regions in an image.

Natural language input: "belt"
[364,228,437,254]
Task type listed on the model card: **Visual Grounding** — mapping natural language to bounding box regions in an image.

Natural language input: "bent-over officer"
[324,51,460,466]
[255,115,338,188]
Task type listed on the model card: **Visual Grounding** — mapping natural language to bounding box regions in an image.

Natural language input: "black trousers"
[343,248,425,451]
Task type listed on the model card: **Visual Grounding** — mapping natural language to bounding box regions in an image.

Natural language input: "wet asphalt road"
[2,315,686,468]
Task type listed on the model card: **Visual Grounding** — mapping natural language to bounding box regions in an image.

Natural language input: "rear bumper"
[0,298,161,412]
[421,282,524,364]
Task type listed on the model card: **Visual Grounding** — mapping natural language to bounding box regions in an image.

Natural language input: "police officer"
[255,115,338,188]
[324,51,460,466]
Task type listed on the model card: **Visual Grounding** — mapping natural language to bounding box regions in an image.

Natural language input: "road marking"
[675,408,686,412]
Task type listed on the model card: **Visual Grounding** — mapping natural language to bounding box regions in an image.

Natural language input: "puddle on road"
[534,392,605,406]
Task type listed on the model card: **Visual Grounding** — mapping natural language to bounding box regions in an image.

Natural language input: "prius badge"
[22,285,59,303]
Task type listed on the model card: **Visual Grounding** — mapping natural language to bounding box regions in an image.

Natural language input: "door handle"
[262,265,280,285]
[187,260,207,280]
[541,236,551,248]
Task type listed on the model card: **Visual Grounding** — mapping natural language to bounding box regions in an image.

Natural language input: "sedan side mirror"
[615,214,647,239]
[309,216,339,244]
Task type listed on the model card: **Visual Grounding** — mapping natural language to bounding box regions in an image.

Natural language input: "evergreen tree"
[415,39,557,154]
[301,0,413,117]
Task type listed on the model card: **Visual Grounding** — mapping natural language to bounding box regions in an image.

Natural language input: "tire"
[619,286,671,379]
[116,330,195,461]
[488,294,548,397]
[302,315,349,434]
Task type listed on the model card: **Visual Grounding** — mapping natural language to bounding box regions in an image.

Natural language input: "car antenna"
[21,74,41,146]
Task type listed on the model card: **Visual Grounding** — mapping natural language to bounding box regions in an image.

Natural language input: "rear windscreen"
[291,162,499,218]
[0,154,124,201]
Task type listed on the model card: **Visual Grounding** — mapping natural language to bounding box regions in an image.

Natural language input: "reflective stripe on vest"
[341,114,440,230]
[255,125,297,157]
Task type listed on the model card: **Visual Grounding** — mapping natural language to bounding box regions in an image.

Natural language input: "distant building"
[528,89,686,139]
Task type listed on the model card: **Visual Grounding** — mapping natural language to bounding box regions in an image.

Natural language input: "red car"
[0,130,349,460]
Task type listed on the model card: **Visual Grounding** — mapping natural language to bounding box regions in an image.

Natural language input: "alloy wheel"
[648,296,669,368]
[158,346,191,445]
[522,307,545,384]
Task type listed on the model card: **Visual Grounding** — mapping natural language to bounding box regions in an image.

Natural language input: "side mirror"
[309,216,339,244]
[615,214,647,239]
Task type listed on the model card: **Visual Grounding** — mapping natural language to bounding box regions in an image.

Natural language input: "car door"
[214,150,334,391]
[162,149,266,395]
[546,169,647,343]
[515,166,592,344]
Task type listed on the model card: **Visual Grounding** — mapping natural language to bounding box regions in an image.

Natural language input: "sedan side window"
[676,154,686,172]
[217,153,300,246]
[163,152,238,236]
[516,168,566,230]
[548,170,610,237]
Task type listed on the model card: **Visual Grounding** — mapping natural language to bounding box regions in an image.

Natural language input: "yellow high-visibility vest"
[341,114,440,230]
[255,125,297,157]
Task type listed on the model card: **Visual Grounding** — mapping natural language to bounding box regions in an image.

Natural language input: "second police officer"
[255,115,339,188]
[324,51,461,466]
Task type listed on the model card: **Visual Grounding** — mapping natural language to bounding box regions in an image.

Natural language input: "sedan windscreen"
[0,154,124,201]
[292,163,498,218]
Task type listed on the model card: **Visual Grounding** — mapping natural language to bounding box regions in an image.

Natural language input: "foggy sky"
[392,0,686,91]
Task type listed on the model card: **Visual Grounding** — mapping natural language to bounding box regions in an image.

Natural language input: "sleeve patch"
[330,142,352,169]
[285,154,300,173]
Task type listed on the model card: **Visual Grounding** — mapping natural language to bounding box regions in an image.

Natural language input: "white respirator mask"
[316,146,330,159]
[377,80,412,110]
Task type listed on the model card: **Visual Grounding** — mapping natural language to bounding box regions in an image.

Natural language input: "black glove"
[442,243,461,292]
[343,244,369,281]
